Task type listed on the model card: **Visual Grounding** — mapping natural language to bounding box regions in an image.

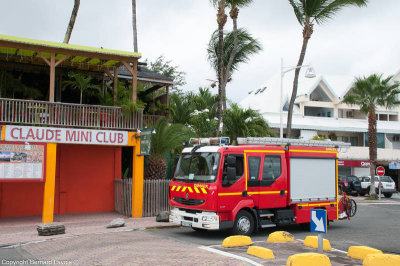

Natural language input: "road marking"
[357,202,400,205]
[199,246,263,266]
[296,239,348,254]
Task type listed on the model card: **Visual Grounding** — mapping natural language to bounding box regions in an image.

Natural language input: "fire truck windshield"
[174,152,221,182]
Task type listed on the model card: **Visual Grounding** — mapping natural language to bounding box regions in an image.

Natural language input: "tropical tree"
[144,118,190,179]
[343,74,400,197]
[64,0,80,43]
[191,87,219,118]
[210,0,253,136]
[222,103,274,143]
[286,0,368,138]
[168,93,193,124]
[63,72,100,104]
[207,28,262,109]
[148,55,186,93]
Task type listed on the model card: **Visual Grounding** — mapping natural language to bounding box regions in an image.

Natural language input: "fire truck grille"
[173,197,205,206]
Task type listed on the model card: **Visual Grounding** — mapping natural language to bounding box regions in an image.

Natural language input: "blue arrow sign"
[310,209,327,233]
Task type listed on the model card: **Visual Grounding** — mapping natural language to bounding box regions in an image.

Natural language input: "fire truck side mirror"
[226,155,236,166]
[227,167,236,182]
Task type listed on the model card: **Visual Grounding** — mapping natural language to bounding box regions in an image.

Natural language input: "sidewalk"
[0,212,175,247]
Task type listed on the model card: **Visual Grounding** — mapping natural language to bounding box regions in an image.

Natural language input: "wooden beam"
[0,40,140,63]
[104,69,114,80]
[113,66,118,105]
[37,51,50,66]
[166,85,170,107]
[55,55,68,67]
[49,53,55,102]
[121,60,137,103]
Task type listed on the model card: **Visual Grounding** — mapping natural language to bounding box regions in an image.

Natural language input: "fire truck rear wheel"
[232,210,254,236]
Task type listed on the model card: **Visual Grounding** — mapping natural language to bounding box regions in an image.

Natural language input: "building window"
[364,133,385,148]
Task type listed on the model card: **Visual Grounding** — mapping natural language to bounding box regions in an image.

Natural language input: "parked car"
[339,175,362,196]
[360,175,396,198]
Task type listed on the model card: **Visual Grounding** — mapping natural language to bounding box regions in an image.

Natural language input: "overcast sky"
[1,0,399,103]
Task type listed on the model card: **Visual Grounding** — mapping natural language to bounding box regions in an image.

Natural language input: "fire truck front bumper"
[169,208,220,230]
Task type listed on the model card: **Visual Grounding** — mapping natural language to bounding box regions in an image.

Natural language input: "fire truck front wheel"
[233,210,254,236]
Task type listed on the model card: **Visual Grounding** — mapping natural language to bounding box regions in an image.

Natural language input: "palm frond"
[207,28,262,79]
[343,73,400,114]
[288,0,305,25]
[313,0,368,25]
[227,0,253,8]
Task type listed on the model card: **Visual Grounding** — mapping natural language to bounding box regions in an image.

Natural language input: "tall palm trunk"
[222,6,239,111]
[216,0,227,137]
[368,106,378,197]
[132,0,138,52]
[63,0,80,43]
[286,23,313,138]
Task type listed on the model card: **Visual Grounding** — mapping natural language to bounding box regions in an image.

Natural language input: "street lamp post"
[280,58,316,138]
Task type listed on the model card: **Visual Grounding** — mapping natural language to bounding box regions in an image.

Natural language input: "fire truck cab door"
[258,153,287,209]
[245,153,263,206]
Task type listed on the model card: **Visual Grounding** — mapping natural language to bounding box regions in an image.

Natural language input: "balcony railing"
[0,98,145,130]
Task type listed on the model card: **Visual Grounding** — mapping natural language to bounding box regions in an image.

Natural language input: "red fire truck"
[168,137,350,235]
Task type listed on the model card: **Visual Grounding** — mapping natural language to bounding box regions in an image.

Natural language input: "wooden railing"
[143,179,170,217]
[143,114,164,127]
[115,179,132,217]
[114,179,170,217]
[0,98,143,130]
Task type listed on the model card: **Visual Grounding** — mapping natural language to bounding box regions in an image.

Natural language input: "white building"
[240,69,400,185]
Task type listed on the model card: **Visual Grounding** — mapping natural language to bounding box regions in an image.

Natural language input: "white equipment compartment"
[290,158,336,202]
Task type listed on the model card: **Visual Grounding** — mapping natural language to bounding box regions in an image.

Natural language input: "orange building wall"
[0,144,121,218]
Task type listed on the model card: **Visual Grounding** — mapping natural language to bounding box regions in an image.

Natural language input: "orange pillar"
[128,132,144,218]
[42,143,57,223]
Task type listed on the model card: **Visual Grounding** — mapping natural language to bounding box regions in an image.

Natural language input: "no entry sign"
[376,166,385,176]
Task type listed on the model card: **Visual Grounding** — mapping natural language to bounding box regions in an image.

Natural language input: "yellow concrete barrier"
[286,252,331,266]
[247,246,274,259]
[303,236,332,251]
[267,231,295,243]
[347,246,383,260]
[363,254,400,266]
[222,235,252,248]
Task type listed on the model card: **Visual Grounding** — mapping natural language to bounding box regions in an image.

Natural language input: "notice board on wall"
[0,143,46,181]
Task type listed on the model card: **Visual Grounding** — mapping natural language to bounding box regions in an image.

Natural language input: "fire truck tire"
[232,210,254,236]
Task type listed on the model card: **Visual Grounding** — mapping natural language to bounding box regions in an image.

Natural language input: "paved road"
[1,199,399,265]
[148,200,400,254]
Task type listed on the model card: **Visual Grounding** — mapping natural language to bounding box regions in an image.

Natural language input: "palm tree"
[191,88,219,118]
[144,118,190,180]
[132,0,138,52]
[207,28,262,109]
[64,0,80,43]
[286,0,368,138]
[222,103,274,144]
[343,74,400,197]
[63,72,100,104]
[210,0,253,136]
[169,94,193,124]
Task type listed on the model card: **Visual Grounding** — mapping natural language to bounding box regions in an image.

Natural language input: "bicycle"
[338,182,357,219]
